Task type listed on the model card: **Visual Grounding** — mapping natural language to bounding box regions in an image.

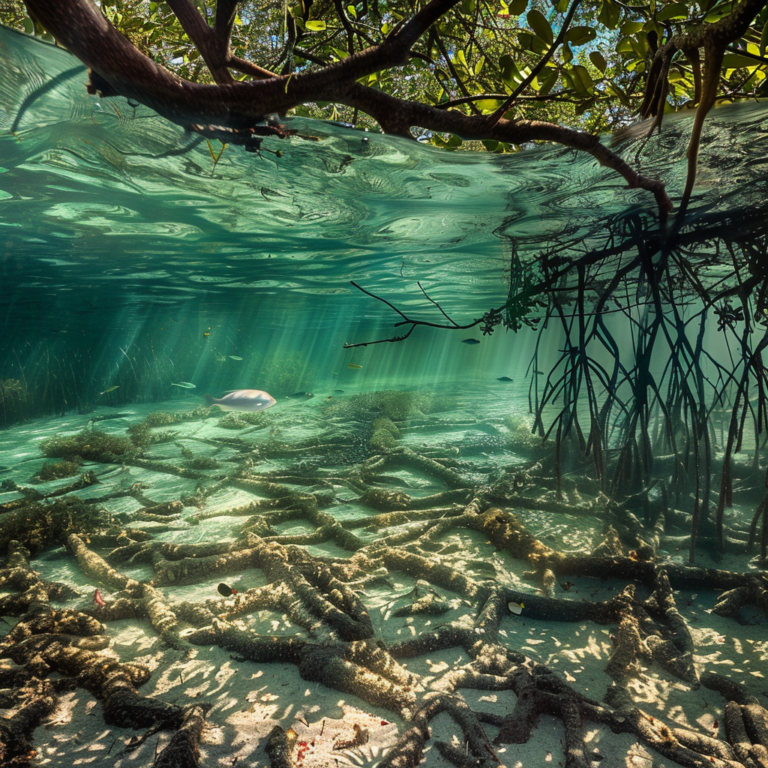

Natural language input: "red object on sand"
[94,588,106,607]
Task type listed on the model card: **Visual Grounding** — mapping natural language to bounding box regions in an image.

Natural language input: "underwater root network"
[0,392,767,768]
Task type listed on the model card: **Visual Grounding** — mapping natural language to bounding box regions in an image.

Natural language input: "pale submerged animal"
[204,389,276,412]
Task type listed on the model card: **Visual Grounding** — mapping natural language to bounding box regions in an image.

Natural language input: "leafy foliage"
[3,0,767,148]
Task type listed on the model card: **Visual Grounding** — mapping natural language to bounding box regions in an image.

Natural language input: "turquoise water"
[2,26,768,421]
[3,24,768,768]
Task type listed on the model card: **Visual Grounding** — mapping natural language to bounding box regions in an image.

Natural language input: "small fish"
[286,392,314,399]
[205,389,276,412]
[462,338,480,345]
[497,376,514,382]
[217,582,238,597]
[560,581,574,591]
[334,389,345,393]
[229,356,243,361]
[347,363,363,369]
[508,601,524,615]
[94,588,106,607]
[535,369,544,375]
[203,331,210,337]
[99,385,119,396]
[171,382,196,389]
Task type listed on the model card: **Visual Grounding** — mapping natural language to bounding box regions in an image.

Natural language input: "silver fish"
[205,389,276,412]
[171,382,196,389]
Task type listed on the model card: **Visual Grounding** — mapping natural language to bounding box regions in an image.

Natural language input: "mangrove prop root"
[0,679,57,766]
[153,704,209,768]
[5,390,768,768]
[725,701,768,768]
[0,541,80,615]
[379,692,500,768]
[265,725,294,768]
[188,619,417,715]
[68,535,183,646]
[605,586,652,681]
[606,685,742,768]
[4,626,183,729]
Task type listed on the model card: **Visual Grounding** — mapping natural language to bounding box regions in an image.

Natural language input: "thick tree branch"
[165,0,233,83]
[24,0,460,120]
[214,0,239,46]
[24,0,670,213]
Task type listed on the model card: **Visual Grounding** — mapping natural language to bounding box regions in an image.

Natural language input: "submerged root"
[2,386,767,768]
[153,704,209,768]
[0,679,57,767]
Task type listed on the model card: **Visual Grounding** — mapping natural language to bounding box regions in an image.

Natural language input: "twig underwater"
[343,281,493,348]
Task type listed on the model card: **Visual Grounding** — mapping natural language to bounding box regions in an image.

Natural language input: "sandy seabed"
[0,389,766,768]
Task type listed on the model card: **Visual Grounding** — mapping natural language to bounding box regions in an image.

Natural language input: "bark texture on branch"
[22,0,673,213]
